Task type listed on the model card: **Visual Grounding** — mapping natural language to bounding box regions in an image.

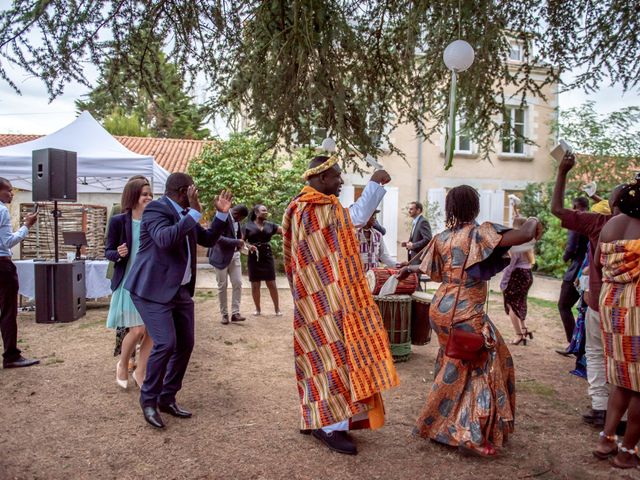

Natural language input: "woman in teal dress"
[105,177,153,389]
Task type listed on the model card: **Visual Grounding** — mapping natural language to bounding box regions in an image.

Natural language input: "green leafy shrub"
[188,133,312,271]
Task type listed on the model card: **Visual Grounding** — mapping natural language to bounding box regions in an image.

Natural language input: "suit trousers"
[214,253,242,316]
[0,258,21,362]
[585,306,608,410]
[557,280,580,343]
[132,286,195,408]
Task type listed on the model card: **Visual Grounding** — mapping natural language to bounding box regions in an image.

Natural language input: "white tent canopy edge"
[0,111,169,194]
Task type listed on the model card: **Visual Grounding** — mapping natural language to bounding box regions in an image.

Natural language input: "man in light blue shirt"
[0,177,40,368]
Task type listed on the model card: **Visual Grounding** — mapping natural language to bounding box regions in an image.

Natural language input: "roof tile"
[0,133,211,173]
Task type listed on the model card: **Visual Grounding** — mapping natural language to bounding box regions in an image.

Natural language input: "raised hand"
[534,219,544,240]
[117,243,129,258]
[558,152,576,174]
[215,190,232,213]
[370,169,391,185]
[187,185,202,212]
[24,211,38,228]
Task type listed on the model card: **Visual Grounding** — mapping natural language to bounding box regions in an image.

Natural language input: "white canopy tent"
[0,111,169,194]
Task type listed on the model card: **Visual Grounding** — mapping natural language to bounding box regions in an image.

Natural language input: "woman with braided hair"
[592,178,640,469]
[398,185,542,457]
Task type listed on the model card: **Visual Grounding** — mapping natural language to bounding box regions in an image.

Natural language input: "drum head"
[374,294,413,303]
[411,291,431,303]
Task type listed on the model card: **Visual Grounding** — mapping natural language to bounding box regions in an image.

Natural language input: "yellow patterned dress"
[600,239,640,391]
[414,222,515,448]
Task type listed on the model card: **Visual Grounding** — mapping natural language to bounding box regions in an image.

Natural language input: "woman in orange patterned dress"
[592,181,640,469]
[398,186,542,457]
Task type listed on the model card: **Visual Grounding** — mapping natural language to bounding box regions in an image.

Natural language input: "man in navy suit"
[208,204,248,325]
[125,172,232,429]
[404,201,433,263]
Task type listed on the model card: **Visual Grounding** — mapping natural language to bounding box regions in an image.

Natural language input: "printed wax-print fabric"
[414,222,516,448]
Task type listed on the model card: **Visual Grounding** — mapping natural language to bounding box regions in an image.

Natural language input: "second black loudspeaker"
[32,148,77,202]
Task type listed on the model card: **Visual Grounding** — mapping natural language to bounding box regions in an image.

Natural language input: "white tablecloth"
[14,260,112,300]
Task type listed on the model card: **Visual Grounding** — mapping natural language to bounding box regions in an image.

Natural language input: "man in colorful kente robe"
[282,155,400,455]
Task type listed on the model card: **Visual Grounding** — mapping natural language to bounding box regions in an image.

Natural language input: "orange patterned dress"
[414,222,516,448]
[600,239,640,391]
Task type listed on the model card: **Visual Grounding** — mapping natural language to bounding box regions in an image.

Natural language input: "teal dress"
[106,219,144,329]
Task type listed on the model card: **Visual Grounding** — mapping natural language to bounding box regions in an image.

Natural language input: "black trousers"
[558,280,580,343]
[0,258,21,362]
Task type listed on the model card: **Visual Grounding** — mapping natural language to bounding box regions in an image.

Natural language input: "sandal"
[458,441,498,458]
[593,432,618,459]
[523,328,534,340]
[511,334,527,346]
[609,444,639,469]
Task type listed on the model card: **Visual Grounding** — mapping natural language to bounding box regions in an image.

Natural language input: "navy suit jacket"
[124,196,226,303]
[408,216,433,260]
[208,216,243,269]
[104,211,133,291]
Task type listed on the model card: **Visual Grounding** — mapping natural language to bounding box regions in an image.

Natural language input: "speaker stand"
[52,200,61,263]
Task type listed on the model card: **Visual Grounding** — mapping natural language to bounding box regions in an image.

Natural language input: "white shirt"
[348,181,386,227]
[409,215,419,238]
[0,201,28,257]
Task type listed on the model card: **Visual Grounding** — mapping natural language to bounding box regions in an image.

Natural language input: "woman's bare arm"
[498,218,541,247]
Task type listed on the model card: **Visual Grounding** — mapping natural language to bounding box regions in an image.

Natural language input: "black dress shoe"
[158,402,192,418]
[3,356,40,369]
[221,315,229,325]
[555,349,573,357]
[231,313,246,322]
[311,429,357,455]
[582,408,606,427]
[142,406,165,429]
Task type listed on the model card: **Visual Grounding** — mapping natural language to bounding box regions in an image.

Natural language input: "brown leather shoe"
[231,313,246,322]
[221,315,229,325]
[3,356,40,369]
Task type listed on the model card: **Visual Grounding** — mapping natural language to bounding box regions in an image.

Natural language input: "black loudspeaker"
[34,261,86,323]
[32,148,77,202]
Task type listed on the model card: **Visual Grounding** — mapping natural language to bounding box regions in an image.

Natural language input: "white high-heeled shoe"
[132,371,144,389]
[116,361,128,389]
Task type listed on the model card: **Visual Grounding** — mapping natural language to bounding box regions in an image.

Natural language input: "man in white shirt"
[0,177,39,369]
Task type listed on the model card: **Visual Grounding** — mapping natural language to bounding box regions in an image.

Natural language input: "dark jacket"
[408,216,433,260]
[562,229,588,282]
[104,211,132,291]
[124,196,226,303]
[208,216,244,269]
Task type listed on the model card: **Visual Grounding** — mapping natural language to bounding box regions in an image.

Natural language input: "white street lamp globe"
[443,40,475,72]
[321,137,337,153]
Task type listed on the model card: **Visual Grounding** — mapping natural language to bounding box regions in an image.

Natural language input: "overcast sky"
[0,66,638,137]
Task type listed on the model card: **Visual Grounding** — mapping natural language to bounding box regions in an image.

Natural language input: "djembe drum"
[411,292,432,345]
[367,268,418,295]
[374,294,412,362]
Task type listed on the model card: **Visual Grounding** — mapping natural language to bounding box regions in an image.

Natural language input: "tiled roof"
[0,134,41,147]
[0,133,211,173]
[116,136,213,173]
